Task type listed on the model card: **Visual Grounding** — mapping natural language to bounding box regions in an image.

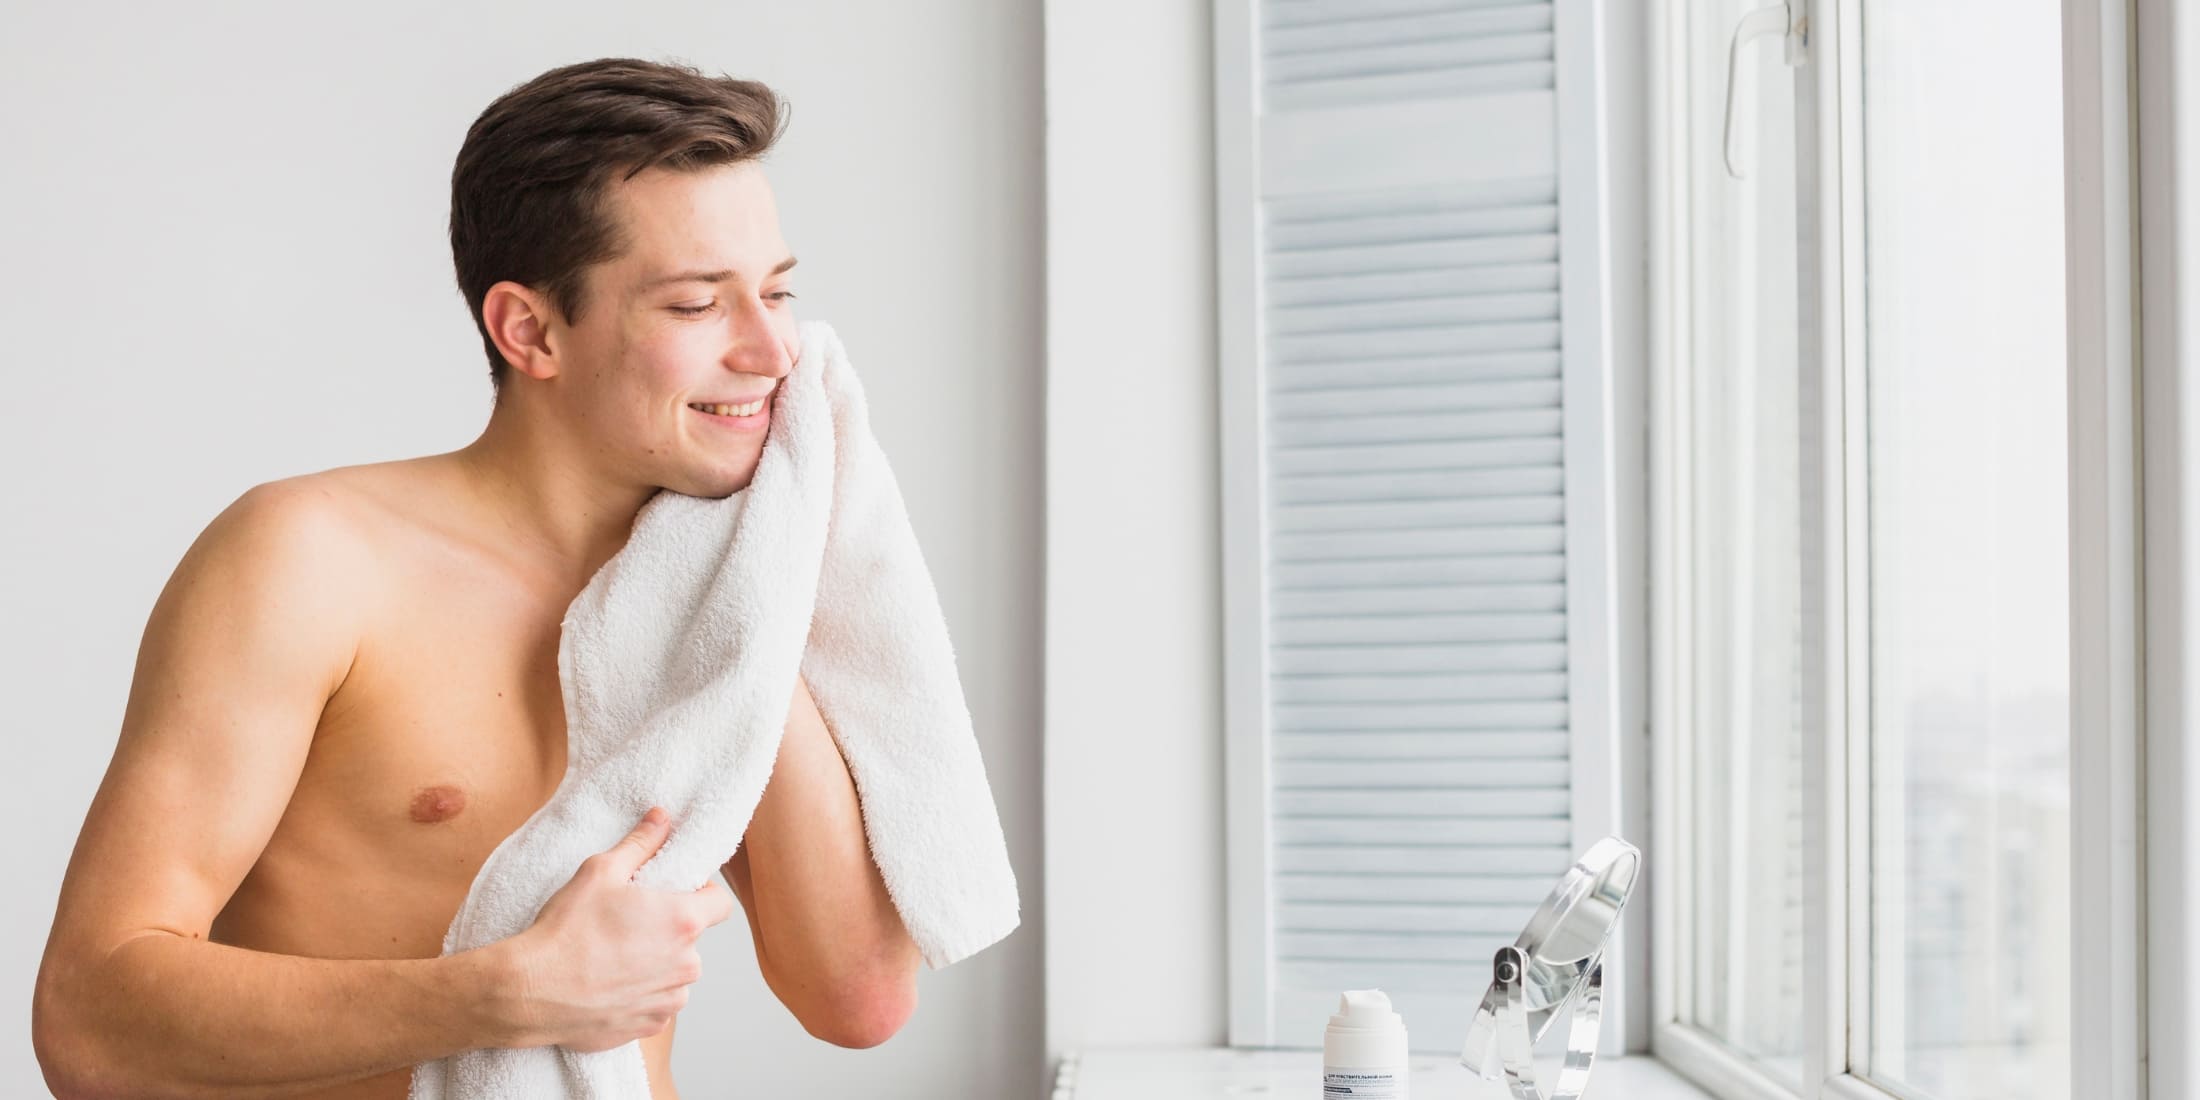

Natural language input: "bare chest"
[314,592,570,852]
[215,565,580,958]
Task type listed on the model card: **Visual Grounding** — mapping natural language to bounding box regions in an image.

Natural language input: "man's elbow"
[800,973,919,1049]
[34,948,191,1100]
[35,973,118,1100]
[33,1012,88,1100]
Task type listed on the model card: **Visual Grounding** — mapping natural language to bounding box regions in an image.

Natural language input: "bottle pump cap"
[1329,988,1404,1032]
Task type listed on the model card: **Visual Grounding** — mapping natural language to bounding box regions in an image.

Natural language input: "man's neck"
[449,400,657,589]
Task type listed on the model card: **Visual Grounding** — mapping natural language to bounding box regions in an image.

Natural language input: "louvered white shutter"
[1216,0,1621,1051]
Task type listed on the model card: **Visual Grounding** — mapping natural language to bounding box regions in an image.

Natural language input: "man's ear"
[481,281,564,382]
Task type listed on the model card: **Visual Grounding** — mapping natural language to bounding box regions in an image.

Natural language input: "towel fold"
[408,319,1021,1099]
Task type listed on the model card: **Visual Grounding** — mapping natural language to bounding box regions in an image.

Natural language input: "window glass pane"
[1682,1,1806,1088]
[1861,4,2071,1098]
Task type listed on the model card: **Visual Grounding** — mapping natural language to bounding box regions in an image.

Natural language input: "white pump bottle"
[1321,988,1408,1098]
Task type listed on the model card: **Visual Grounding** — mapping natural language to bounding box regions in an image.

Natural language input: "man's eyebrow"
[637,256,798,293]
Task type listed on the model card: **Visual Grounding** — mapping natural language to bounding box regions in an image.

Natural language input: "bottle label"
[1323,1068,1406,1098]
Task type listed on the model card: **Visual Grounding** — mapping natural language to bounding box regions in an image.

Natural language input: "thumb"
[601,806,672,877]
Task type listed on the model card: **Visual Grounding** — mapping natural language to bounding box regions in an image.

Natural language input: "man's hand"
[501,807,736,1052]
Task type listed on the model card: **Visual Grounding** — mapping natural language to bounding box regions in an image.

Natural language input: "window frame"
[2134,0,2200,1096]
[2065,0,2145,1097]
[1648,1,2150,1099]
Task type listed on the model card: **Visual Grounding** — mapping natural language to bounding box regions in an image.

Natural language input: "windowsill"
[1051,1046,1716,1099]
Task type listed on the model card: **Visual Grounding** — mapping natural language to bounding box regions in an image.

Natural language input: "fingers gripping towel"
[408,320,1021,1098]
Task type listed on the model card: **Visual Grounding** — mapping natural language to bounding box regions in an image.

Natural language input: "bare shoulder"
[130,474,387,710]
[218,459,439,530]
[189,459,452,577]
[134,456,495,719]
[208,471,375,544]
[155,458,472,668]
[182,473,385,600]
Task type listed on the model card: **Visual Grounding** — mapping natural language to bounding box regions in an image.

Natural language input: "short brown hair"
[449,57,790,391]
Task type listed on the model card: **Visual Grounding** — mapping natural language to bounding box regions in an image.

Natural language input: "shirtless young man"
[31,58,920,1099]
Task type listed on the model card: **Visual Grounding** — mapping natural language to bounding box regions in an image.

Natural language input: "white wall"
[1042,0,1229,1059]
[1042,0,1652,1059]
[0,3,1044,1096]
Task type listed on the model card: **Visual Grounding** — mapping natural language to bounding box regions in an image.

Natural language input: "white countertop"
[1051,1046,1716,1100]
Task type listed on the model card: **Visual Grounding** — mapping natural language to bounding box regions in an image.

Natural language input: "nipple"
[409,785,468,824]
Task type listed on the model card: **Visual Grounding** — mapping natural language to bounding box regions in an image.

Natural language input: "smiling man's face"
[545,160,801,499]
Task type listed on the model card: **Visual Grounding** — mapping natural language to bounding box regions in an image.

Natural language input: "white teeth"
[690,400,765,417]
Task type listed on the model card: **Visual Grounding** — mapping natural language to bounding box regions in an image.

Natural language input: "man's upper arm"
[43,480,367,963]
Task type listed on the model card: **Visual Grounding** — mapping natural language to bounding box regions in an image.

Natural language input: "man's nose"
[726,310,793,378]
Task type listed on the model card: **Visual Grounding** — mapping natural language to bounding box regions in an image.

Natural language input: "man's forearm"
[730,679,919,1041]
[35,932,520,1099]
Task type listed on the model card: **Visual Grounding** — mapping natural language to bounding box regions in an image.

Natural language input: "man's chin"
[663,467,759,500]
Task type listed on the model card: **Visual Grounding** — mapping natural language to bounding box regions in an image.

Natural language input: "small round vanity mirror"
[1458,836,1641,1100]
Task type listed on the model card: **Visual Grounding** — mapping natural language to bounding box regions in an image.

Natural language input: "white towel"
[408,319,1021,1099]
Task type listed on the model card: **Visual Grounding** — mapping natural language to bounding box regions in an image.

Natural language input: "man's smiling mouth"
[687,399,767,417]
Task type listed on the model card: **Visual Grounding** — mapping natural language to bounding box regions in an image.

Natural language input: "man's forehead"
[603,163,789,288]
